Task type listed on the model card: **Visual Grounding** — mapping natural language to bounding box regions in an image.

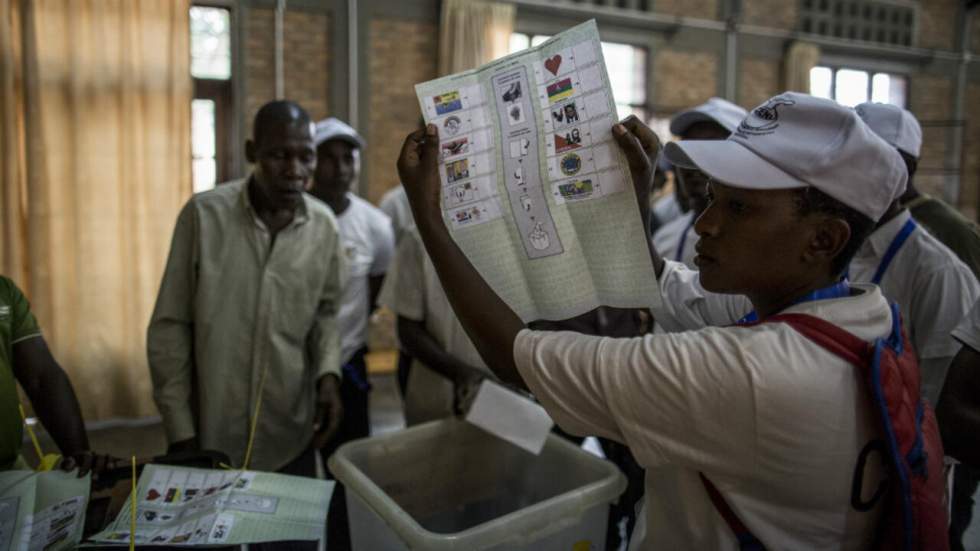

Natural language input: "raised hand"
[397,124,443,229]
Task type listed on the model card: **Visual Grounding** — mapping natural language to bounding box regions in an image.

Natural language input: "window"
[509,33,647,120]
[809,65,907,108]
[190,5,233,193]
[800,0,914,47]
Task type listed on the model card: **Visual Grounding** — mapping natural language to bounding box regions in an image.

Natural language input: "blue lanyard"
[737,280,852,325]
[870,218,917,285]
[675,218,696,262]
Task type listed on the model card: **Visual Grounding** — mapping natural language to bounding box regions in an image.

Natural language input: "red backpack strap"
[699,473,768,551]
[765,313,873,367]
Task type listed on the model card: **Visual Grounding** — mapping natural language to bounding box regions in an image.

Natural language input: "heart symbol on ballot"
[545,55,562,76]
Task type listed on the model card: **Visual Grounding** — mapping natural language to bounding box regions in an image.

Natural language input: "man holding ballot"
[396,93,932,549]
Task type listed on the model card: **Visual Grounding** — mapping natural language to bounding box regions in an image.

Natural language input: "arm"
[367,212,396,313]
[936,344,980,468]
[13,337,89,457]
[397,316,486,386]
[147,202,200,451]
[311,223,347,448]
[397,121,662,388]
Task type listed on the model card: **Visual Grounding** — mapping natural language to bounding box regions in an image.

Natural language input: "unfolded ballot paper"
[87,464,332,547]
[465,380,555,455]
[0,469,90,551]
[414,19,659,323]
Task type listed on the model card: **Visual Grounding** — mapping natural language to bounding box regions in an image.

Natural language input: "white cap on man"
[664,92,907,223]
[855,102,922,158]
[669,97,748,137]
[314,117,365,149]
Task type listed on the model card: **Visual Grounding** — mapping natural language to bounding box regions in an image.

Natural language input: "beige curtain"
[438,0,515,75]
[1,0,192,420]
[783,41,821,93]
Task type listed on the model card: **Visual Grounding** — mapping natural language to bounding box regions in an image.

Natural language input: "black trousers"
[950,463,980,551]
[321,347,372,551]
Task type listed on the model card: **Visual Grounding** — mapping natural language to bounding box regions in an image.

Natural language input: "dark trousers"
[249,447,319,551]
[950,463,980,551]
[321,347,372,551]
[396,349,413,397]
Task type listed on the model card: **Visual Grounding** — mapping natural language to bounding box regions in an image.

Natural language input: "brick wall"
[961,83,980,220]
[654,50,719,111]
[364,17,438,205]
[741,0,796,31]
[917,0,958,51]
[909,75,953,199]
[243,7,329,139]
[652,0,718,20]
[737,57,780,110]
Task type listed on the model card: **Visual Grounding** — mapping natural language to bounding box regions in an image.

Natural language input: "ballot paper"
[465,380,555,455]
[87,464,332,547]
[0,469,90,551]
[415,20,659,322]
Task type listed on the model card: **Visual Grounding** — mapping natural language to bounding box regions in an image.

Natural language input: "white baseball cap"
[664,92,907,222]
[314,117,365,149]
[669,97,748,137]
[855,102,922,158]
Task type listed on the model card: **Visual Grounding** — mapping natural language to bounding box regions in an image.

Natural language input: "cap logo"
[737,97,796,137]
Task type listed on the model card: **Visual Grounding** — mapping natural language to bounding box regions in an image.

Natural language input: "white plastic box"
[328,418,626,551]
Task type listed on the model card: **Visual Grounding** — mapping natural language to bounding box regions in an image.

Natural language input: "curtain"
[438,0,515,75]
[783,41,821,93]
[0,0,192,420]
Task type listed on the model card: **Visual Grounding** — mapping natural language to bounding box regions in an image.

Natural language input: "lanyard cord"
[737,281,852,325]
[871,218,917,285]
[675,217,697,262]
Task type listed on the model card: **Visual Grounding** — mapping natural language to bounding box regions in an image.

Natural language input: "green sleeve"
[6,278,41,344]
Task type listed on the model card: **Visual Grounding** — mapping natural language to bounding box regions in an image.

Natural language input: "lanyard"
[870,218,917,285]
[675,217,696,262]
[737,280,852,325]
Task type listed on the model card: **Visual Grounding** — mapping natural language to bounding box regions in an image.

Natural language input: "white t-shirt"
[515,284,890,550]
[850,209,979,403]
[652,193,682,227]
[652,211,697,268]
[336,194,395,365]
[379,228,488,423]
[379,185,414,245]
[952,297,980,352]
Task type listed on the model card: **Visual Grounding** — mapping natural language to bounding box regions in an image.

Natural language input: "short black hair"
[898,150,918,179]
[252,100,312,143]
[793,187,875,277]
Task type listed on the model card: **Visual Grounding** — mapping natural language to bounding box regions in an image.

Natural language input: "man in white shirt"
[652,98,746,268]
[379,228,488,424]
[396,93,914,549]
[308,118,395,448]
[307,118,395,551]
[379,184,417,396]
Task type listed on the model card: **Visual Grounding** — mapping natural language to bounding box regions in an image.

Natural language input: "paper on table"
[87,465,333,547]
[465,380,554,455]
[0,469,90,551]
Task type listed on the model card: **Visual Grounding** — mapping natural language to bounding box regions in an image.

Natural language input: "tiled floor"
[20,372,980,550]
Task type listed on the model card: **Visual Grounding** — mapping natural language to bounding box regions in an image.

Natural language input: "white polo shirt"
[335,193,395,365]
[652,211,697,268]
[380,228,489,423]
[850,209,979,403]
[515,285,890,550]
[952,298,980,353]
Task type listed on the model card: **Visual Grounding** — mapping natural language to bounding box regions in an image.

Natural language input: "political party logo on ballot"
[554,128,582,153]
[544,54,562,76]
[547,78,574,103]
[433,91,462,115]
[560,153,582,176]
[558,179,594,199]
[441,137,469,159]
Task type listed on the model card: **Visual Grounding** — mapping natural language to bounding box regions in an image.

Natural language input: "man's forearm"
[398,317,476,383]
[26,365,89,457]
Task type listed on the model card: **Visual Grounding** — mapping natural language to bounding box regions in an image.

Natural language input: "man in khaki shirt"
[148,101,345,490]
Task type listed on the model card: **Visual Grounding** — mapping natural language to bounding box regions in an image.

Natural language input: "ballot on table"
[86,464,332,547]
[465,380,554,455]
[0,469,90,551]
[415,19,659,322]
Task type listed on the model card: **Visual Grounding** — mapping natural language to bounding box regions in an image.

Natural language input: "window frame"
[190,2,236,190]
[810,64,909,108]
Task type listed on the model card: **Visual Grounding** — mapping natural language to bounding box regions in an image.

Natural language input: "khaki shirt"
[148,179,345,471]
